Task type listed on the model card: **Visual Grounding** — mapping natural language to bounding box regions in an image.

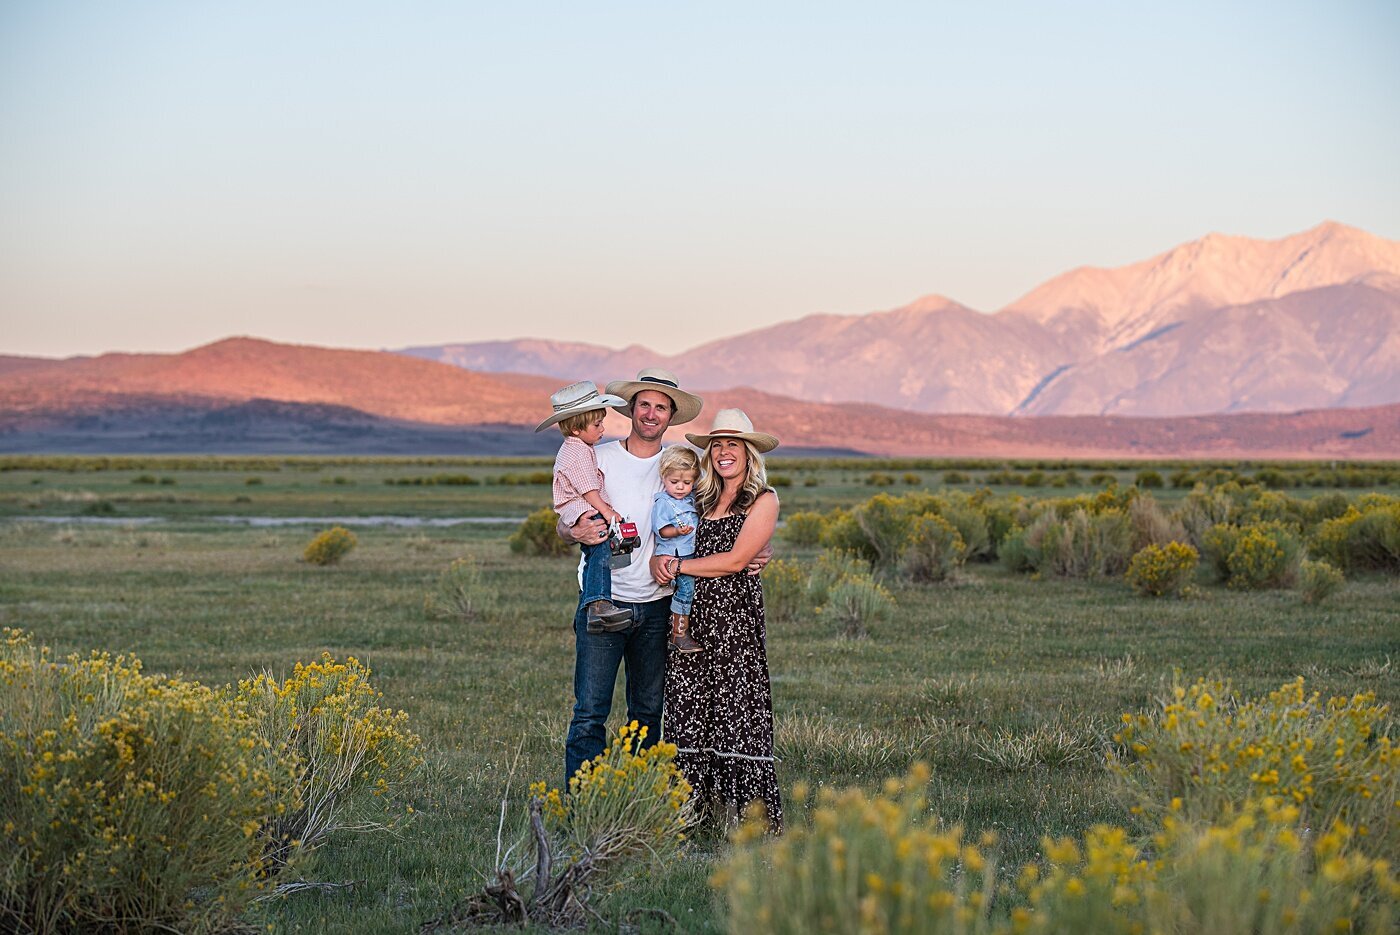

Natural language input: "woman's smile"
[711,438,745,478]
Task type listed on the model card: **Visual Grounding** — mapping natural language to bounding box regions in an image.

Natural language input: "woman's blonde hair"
[695,439,769,517]
[658,445,699,478]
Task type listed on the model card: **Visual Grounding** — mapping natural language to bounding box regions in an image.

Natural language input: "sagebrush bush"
[806,549,872,609]
[237,653,422,867]
[1226,520,1302,589]
[781,510,826,547]
[1179,486,1239,548]
[424,555,492,620]
[1312,502,1400,574]
[303,525,357,565]
[824,575,895,639]
[508,506,572,557]
[0,629,287,934]
[1298,558,1345,605]
[1022,508,1133,577]
[1112,676,1399,861]
[1200,523,1241,582]
[761,558,808,622]
[1124,541,1198,597]
[1128,492,1187,551]
[899,513,966,583]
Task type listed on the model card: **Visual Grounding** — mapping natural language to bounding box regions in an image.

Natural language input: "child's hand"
[676,523,694,536]
[604,508,624,526]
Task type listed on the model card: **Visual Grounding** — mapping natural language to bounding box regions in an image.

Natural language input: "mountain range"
[2,337,1398,458]
[399,222,1400,418]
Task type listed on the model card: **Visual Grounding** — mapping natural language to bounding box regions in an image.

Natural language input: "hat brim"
[684,431,780,454]
[604,380,704,426]
[533,393,628,433]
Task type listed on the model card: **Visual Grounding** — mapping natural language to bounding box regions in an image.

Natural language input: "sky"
[2,1,1397,358]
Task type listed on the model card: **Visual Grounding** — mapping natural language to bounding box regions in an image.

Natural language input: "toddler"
[652,446,702,653]
[536,381,632,633]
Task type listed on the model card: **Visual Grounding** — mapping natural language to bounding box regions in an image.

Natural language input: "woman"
[654,408,782,832]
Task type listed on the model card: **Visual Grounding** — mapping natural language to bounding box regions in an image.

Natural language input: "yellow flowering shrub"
[714,763,1002,935]
[508,506,572,557]
[715,765,1398,934]
[762,558,809,622]
[900,513,967,584]
[1021,800,1397,934]
[236,653,422,866]
[1112,676,1399,860]
[1311,502,1400,574]
[1124,541,1199,597]
[783,510,828,547]
[438,723,691,928]
[0,628,290,934]
[302,525,357,565]
[1225,521,1303,589]
[1298,558,1345,605]
[540,720,691,868]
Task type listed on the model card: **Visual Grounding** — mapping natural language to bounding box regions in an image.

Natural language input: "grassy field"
[1,459,1397,933]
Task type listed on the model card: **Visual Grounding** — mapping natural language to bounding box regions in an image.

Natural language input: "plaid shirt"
[552,437,604,527]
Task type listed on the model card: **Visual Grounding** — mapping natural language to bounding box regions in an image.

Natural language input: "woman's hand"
[651,554,677,585]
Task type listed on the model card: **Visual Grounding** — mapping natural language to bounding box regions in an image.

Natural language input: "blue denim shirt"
[651,490,698,557]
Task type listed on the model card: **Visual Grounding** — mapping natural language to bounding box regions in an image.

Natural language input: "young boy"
[652,446,702,653]
[536,381,633,633]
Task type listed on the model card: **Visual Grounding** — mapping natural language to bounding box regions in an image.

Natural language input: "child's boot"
[669,613,702,653]
[586,599,633,633]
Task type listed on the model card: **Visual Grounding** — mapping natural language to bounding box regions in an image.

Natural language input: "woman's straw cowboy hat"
[534,381,628,432]
[605,368,704,426]
[684,408,780,454]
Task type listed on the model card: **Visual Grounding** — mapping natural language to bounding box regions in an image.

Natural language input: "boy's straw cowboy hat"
[684,408,780,454]
[534,380,628,432]
[605,368,704,426]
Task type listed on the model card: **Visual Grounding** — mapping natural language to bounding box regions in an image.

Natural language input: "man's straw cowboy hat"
[605,368,704,426]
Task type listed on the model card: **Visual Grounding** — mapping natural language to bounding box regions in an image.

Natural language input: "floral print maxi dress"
[663,510,783,832]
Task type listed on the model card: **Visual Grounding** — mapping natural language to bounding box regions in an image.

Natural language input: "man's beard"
[632,418,667,442]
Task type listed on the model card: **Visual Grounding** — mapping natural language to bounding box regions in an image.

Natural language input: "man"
[559,369,704,784]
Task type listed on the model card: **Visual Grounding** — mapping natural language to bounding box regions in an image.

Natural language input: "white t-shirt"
[576,440,667,604]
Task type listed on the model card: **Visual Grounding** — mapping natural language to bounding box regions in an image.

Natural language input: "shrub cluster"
[424,555,492,620]
[1299,558,1345,605]
[0,630,287,933]
[440,722,690,929]
[1310,500,1400,574]
[384,473,478,486]
[1,631,422,933]
[509,507,573,557]
[763,551,895,638]
[1111,676,1398,861]
[236,654,422,867]
[715,763,1399,934]
[1124,542,1199,597]
[303,525,357,565]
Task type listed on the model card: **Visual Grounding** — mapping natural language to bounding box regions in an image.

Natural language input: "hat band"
[639,376,679,389]
[554,390,601,413]
[710,429,744,436]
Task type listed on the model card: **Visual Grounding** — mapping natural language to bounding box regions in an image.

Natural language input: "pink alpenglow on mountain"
[401,222,1400,419]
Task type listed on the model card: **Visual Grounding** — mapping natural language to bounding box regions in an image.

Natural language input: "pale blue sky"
[2,1,1397,357]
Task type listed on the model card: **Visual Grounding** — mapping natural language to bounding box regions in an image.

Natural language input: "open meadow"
[1,456,1397,933]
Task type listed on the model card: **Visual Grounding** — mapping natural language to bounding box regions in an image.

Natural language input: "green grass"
[1,460,1397,933]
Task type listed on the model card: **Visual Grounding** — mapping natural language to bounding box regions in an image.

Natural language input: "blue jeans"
[579,519,612,608]
[668,552,695,615]
[564,596,669,785]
